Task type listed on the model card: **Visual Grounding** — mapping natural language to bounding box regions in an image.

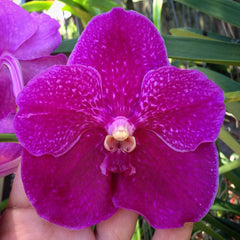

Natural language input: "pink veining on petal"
[14,65,107,157]
[68,7,169,116]
[131,66,225,152]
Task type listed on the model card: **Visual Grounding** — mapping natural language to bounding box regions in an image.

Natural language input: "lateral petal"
[14,65,107,157]
[132,66,225,151]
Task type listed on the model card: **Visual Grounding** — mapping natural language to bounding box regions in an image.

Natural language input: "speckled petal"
[113,129,218,228]
[68,7,169,116]
[19,54,67,85]
[0,67,16,119]
[0,113,21,178]
[14,65,107,157]
[14,13,62,60]
[0,0,37,53]
[21,129,117,229]
[132,66,225,152]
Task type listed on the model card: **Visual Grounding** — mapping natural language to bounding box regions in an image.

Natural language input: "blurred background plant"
[1,0,240,239]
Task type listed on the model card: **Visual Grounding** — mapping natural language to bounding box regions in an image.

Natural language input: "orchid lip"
[0,52,24,97]
[104,116,136,153]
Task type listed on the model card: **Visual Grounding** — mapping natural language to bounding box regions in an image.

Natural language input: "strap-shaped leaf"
[211,199,240,215]
[203,214,240,239]
[193,221,224,240]
[21,1,53,12]
[164,36,240,65]
[174,0,240,28]
[218,128,240,156]
[0,133,18,143]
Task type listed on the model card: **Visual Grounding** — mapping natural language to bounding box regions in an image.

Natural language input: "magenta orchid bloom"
[14,8,225,229]
[0,0,67,177]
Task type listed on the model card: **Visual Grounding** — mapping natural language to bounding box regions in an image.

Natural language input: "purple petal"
[113,129,218,228]
[0,114,21,178]
[132,66,225,152]
[0,0,37,53]
[14,13,62,60]
[68,7,169,116]
[14,65,107,157]
[20,54,67,85]
[21,129,117,229]
[0,67,16,119]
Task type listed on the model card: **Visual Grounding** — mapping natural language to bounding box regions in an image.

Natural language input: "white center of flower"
[104,116,136,153]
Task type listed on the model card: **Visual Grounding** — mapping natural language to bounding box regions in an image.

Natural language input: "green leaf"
[218,128,240,156]
[21,1,53,12]
[54,38,78,53]
[59,0,79,8]
[63,5,92,26]
[224,91,240,103]
[193,221,225,240]
[170,28,234,42]
[131,219,141,240]
[193,67,240,93]
[163,36,240,66]
[174,0,240,28]
[153,0,163,33]
[0,199,9,212]
[0,134,18,143]
[76,0,119,11]
[223,171,240,192]
[211,198,240,215]
[225,102,240,120]
[203,214,240,239]
[193,67,240,119]
[219,158,240,175]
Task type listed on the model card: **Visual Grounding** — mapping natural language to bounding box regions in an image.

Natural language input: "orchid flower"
[0,0,67,178]
[14,8,225,229]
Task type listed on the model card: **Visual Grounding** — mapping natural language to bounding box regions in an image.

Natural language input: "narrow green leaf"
[225,102,240,120]
[174,0,240,28]
[193,221,225,240]
[193,67,240,93]
[59,0,79,8]
[131,219,141,240]
[164,36,240,66]
[170,28,234,42]
[0,199,9,212]
[193,67,240,120]
[21,1,53,12]
[219,158,240,175]
[218,128,240,156]
[153,0,163,33]
[211,198,240,215]
[224,91,240,103]
[63,5,92,26]
[86,0,119,11]
[223,171,240,192]
[0,134,18,143]
[203,214,240,239]
[54,38,78,53]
